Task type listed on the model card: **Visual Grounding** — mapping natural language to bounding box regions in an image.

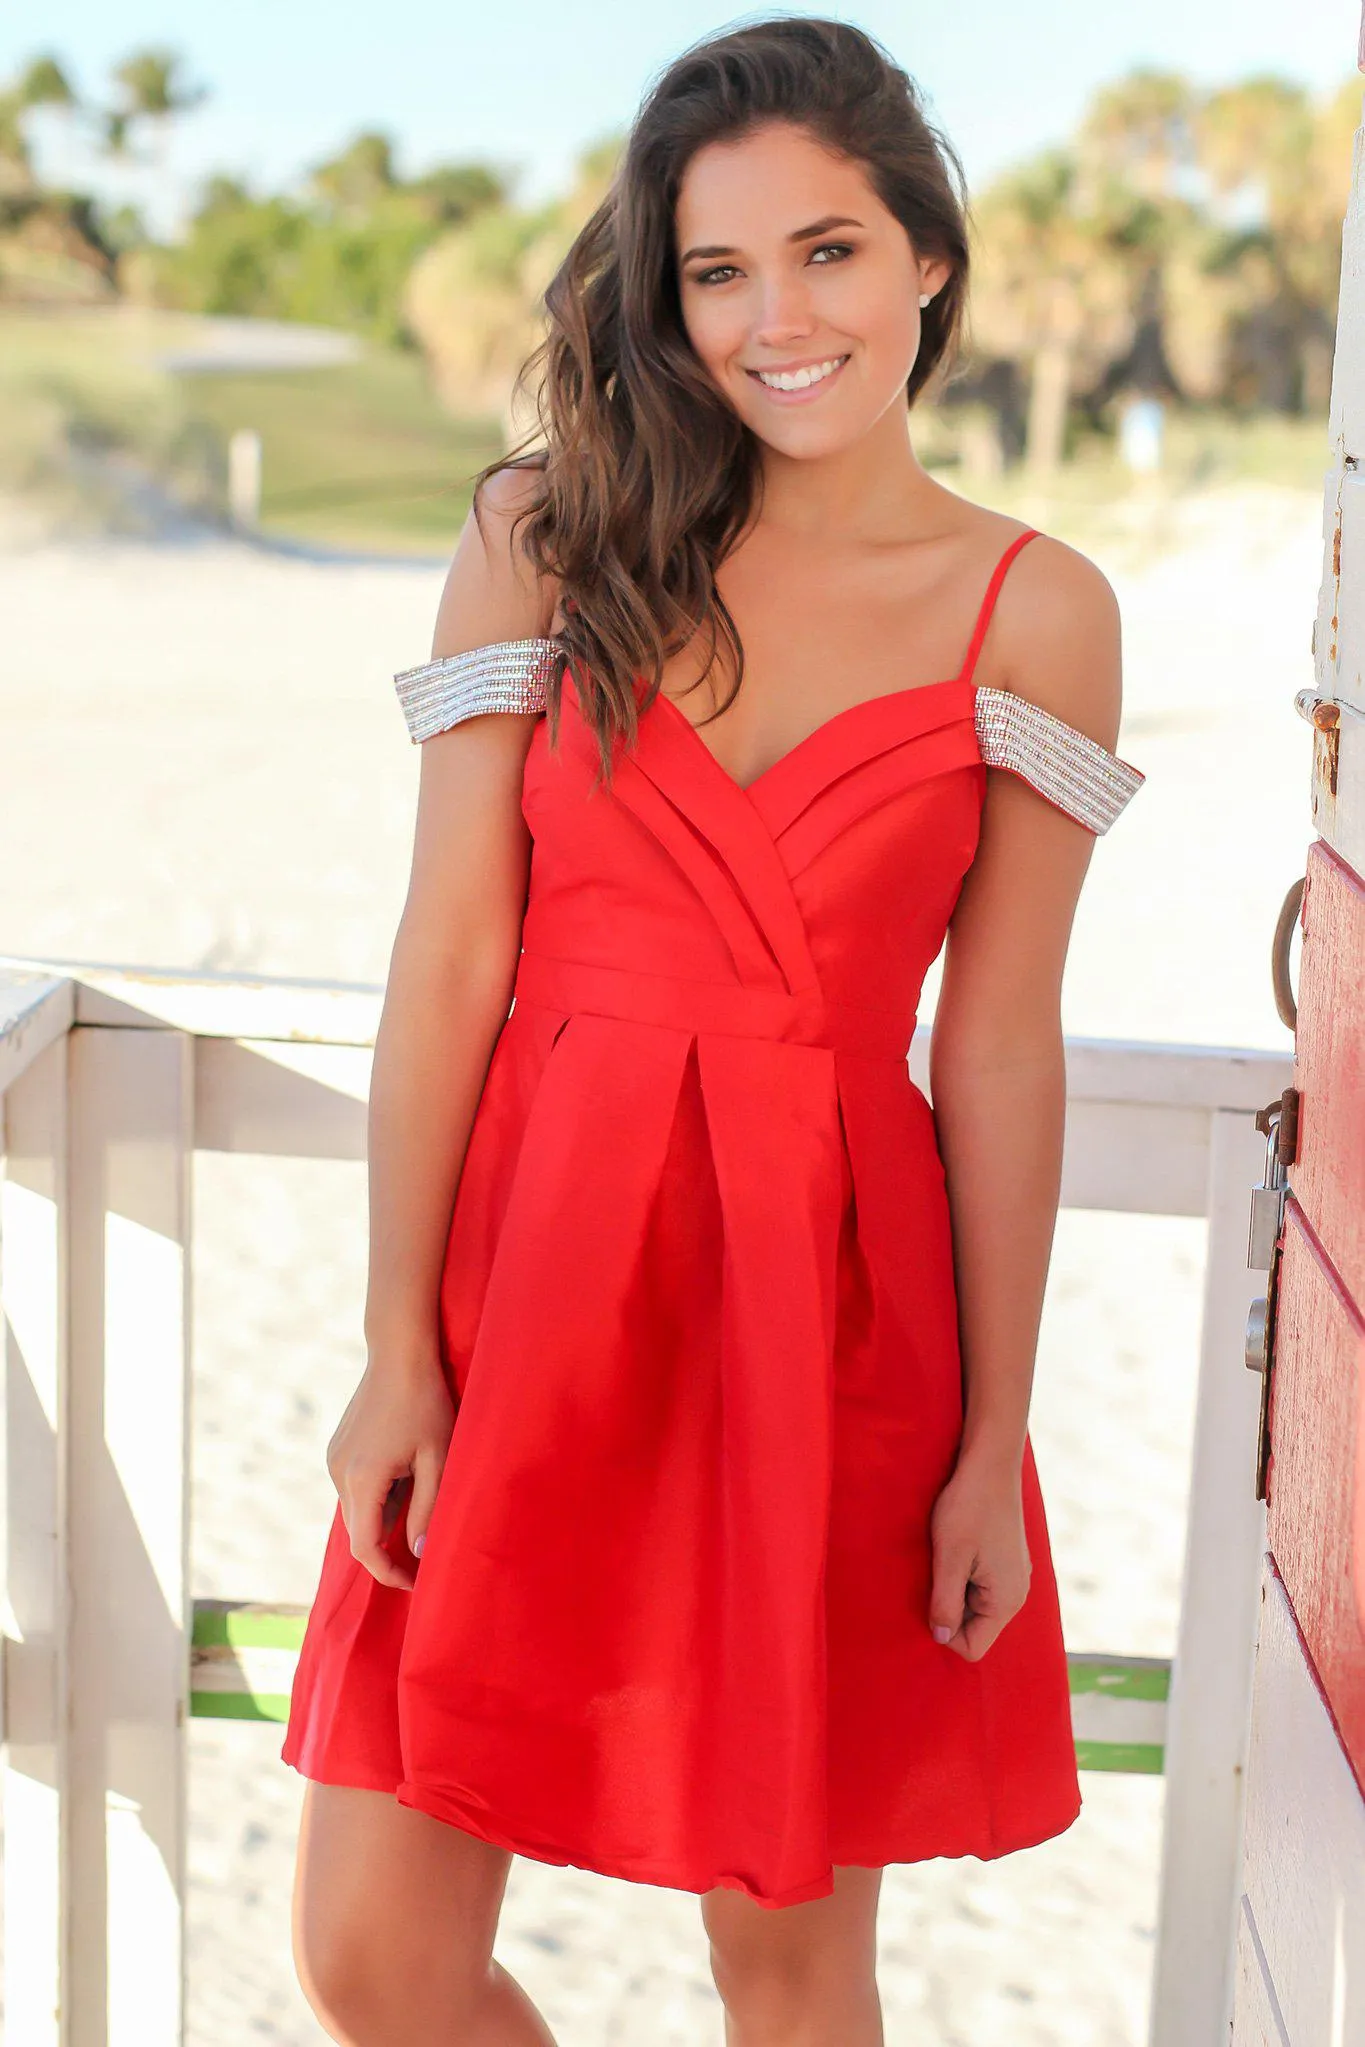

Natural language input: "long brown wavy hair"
[471,15,972,776]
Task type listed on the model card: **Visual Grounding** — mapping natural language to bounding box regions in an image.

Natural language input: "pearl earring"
[918,292,932,308]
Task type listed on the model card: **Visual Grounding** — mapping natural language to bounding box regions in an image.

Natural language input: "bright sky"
[6,0,1363,234]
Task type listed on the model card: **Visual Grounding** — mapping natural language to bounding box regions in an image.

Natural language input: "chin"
[748,416,872,460]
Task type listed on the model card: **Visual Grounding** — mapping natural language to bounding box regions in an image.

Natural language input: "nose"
[751,268,818,347]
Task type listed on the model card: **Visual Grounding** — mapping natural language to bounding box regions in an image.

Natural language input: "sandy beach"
[0,481,1319,2043]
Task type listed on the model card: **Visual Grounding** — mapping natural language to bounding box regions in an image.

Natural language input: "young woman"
[282,17,1144,2044]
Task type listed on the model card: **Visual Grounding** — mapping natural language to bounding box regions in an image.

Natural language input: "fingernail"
[932,1624,952,1644]
[412,1534,425,1559]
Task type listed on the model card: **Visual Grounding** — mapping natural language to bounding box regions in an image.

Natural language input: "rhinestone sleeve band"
[393,637,558,744]
[974,687,1145,834]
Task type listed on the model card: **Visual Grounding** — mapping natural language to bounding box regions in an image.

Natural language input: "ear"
[920,255,955,301]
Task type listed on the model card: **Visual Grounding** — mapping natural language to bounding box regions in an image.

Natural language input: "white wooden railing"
[0,953,1292,2046]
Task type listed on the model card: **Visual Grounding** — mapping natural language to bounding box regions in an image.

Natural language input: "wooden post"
[64,1024,193,2046]
[226,429,262,531]
[2,1031,70,2046]
[1149,1108,1269,2045]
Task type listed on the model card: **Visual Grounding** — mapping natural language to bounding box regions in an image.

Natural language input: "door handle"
[1271,875,1304,1032]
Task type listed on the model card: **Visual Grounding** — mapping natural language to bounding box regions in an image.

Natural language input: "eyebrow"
[679,214,865,264]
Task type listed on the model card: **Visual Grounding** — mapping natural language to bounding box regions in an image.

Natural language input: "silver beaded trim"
[393,637,558,744]
[975,687,1145,834]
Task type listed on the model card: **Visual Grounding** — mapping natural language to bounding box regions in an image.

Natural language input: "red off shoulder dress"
[281,527,1145,1907]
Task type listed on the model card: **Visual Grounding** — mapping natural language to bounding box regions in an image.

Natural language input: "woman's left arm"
[926,537,1124,1662]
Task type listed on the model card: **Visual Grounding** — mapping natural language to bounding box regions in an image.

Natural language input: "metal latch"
[1246,1089,1297,1274]
[1244,1086,1299,1499]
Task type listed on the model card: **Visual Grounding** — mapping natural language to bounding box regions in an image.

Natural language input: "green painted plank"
[1075,1740,1165,1774]
[190,1691,292,1724]
[193,1602,309,1652]
[1067,1655,1171,1701]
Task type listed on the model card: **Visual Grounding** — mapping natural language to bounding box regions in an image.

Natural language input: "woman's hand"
[326,1350,456,1591]
[926,1455,1032,1661]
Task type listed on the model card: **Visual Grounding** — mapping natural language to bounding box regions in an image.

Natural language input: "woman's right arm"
[327,466,558,1589]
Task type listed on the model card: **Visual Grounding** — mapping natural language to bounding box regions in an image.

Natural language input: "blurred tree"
[142,192,307,318]
[966,64,1358,461]
[100,201,150,253]
[287,211,433,342]
[19,55,77,117]
[1070,71,1195,419]
[149,131,508,344]
[0,95,30,199]
[310,136,508,226]
[1188,76,1354,411]
[404,199,560,430]
[311,131,396,215]
[0,54,116,299]
[0,53,77,197]
[199,174,253,216]
[403,131,622,439]
[969,146,1152,475]
[104,48,207,156]
[1077,68,1196,199]
[408,162,508,225]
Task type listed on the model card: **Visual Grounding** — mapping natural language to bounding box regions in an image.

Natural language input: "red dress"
[281,528,1144,1907]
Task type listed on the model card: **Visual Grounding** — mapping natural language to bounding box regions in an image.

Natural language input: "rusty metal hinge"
[1245,1088,1300,1500]
[1295,690,1341,799]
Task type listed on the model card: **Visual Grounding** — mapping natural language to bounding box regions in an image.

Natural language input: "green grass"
[0,305,204,526]
[182,351,501,555]
[0,306,501,554]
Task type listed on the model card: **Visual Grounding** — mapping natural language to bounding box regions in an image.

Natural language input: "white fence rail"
[0,954,1291,2046]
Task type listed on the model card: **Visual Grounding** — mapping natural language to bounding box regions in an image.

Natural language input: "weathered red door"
[1231,35,1365,2041]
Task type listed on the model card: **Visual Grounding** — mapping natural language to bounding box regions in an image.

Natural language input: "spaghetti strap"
[956,528,1040,686]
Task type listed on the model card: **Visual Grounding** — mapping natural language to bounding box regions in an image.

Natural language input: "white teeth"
[755,355,847,392]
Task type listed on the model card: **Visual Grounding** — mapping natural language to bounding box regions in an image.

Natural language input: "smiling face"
[675,121,953,460]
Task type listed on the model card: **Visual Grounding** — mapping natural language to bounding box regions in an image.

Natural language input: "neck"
[752,401,943,545]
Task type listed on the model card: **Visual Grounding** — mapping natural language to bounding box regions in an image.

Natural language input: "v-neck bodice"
[518,648,986,1053]
[649,668,974,799]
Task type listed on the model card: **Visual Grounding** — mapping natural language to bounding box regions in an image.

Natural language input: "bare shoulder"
[471,455,551,540]
[429,457,562,660]
[986,529,1122,753]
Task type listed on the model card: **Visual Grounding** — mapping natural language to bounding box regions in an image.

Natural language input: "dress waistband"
[513,952,910,1058]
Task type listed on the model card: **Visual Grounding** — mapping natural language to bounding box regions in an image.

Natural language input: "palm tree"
[1190,76,1355,412]
[970,147,1142,476]
[1077,68,1196,201]
[0,54,77,198]
[105,49,206,157]
[19,55,76,118]
[0,56,121,300]
[403,133,623,446]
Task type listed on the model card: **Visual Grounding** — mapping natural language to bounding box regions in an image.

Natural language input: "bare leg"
[702,1866,884,2047]
[292,1782,557,2046]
